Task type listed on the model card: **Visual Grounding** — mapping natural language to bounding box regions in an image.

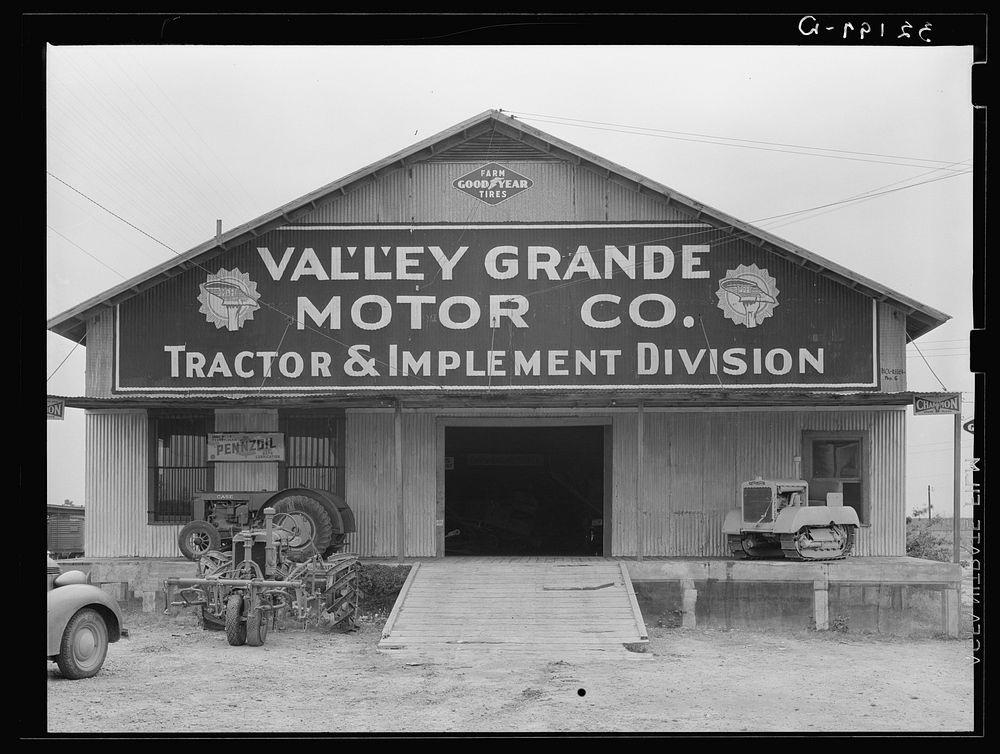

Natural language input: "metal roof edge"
[50,390,924,410]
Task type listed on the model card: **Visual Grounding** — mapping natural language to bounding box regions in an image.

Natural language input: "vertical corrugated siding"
[611,413,639,555]
[640,412,671,555]
[879,302,907,392]
[86,410,172,558]
[85,311,114,398]
[798,409,906,556]
[345,411,398,556]
[613,408,906,557]
[293,160,695,225]
[402,412,437,556]
[572,168,608,220]
[606,179,682,221]
[213,409,279,491]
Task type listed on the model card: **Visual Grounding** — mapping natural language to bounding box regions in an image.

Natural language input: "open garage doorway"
[443,424,609,556]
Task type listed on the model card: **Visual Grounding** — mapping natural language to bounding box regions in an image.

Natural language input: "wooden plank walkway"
[378,558,648,657]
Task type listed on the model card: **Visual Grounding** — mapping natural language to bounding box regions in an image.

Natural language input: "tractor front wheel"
[178,521,222,561]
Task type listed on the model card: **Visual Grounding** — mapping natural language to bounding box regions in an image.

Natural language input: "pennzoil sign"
[207,432,285,462]
[452,163,533,204]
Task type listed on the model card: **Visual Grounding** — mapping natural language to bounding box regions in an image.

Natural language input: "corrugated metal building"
[48,110,949,561]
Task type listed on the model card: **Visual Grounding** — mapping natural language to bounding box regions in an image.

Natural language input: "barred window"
[148,411,214,523]
[278,411,345,495]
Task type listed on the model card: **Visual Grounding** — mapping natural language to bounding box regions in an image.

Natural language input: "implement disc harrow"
[165,538,359,646]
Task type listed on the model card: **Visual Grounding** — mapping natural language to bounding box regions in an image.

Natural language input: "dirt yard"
[43,597,977,735]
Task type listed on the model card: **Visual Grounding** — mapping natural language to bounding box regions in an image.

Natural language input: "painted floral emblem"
[715,264,779,328]
[198,268,260,331]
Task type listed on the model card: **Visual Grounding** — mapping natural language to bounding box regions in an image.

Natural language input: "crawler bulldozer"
[723,477,859,561]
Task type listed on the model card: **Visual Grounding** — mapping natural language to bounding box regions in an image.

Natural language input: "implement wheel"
[246,608,269,647]
[225,593,247,646]
[178,521,222,561]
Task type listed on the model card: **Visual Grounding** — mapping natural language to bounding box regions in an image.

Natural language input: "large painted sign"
[114,223,878,392]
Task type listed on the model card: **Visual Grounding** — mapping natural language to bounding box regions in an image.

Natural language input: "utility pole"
[927,485,932,521]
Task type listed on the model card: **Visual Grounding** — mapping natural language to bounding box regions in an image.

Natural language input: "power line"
[45,172,448,390]
[906,332,949,390]
[47,330,87,383]
[47,226,128,280]
[46,172,180,255]
[508,113,969,173]
[517,168,970,302]
[504,110,964,168]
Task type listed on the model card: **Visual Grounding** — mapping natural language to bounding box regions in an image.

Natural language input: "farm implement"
[164,507,359,646]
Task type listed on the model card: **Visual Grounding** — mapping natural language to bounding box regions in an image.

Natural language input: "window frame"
[147,410,215,524]
[800,430,871,526]
[277,410,346,496]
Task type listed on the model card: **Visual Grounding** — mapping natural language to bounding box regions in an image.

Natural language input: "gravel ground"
[39,601,979,736]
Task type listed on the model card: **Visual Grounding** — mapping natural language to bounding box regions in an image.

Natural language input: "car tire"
[56,607,110,680]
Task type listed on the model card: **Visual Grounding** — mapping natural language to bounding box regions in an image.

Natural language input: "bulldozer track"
[728,530,854,561]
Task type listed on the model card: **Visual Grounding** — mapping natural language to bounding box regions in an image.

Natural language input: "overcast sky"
[45,44,976,515]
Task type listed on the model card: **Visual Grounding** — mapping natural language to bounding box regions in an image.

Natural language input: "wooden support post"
[945,586,960,638]
[435,421,446,557]
[395,400,404,559]
[681,579,697,629]
[953,412,962,563]
[635,403,644,561]
[814,579,830,631]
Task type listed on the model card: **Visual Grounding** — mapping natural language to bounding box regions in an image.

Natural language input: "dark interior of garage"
[444,425,606,556]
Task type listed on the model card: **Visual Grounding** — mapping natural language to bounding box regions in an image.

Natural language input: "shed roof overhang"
[49,390,925,412]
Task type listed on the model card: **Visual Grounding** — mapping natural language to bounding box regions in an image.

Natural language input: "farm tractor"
[723,477,859,561]
[176,487,355,563]
[164,507,360,646]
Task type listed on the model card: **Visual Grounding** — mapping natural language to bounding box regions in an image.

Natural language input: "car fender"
[771,505,860,534]
[47,584,124,657]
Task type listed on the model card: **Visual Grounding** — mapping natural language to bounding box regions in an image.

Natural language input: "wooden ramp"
[378,558,648,657]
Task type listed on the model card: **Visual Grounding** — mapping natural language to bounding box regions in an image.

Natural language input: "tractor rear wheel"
[270,496,334,562]
[225,593,247,646]
[178,521,222,561]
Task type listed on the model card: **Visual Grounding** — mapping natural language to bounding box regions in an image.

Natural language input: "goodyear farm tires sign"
[113,224,877,392]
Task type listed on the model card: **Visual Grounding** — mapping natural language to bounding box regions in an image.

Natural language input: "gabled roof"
[47,109,949,344]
